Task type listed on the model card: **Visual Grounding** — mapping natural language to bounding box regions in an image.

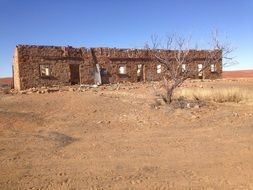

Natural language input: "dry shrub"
[176,87,253,103]
[0,87,11,94]
[150,99,163,109]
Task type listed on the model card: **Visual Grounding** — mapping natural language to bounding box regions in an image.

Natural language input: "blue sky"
[0,0,252,77]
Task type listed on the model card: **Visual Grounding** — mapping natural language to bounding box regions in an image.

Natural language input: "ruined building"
[13,45,222,90]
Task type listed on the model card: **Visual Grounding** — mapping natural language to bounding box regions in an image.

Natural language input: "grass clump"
[176,87,252,103]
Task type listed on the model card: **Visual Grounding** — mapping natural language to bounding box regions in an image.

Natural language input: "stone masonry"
[13,45,222,90]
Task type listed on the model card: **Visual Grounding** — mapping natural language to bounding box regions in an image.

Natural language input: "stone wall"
[13,45,222,90]
[13,46,83,90]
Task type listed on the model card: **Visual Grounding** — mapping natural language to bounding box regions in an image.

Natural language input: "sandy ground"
[0,79,253,190]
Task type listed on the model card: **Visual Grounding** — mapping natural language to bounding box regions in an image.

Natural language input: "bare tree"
[147,30,237,104]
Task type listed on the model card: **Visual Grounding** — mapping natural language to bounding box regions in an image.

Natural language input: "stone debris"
[232,112,239,117]
[18,87,59,94]
[12,83,135,95]
[1,81,163,96]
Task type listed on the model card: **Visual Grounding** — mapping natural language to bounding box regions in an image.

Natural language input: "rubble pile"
[5,82,143,95]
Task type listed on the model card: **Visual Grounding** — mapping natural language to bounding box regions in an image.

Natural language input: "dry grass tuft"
[176,87,253,103]
[0,87,11,95]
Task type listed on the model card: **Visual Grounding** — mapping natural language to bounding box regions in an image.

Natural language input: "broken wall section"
[14,45,87,90]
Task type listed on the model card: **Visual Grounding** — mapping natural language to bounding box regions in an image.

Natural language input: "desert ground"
[0,78,13,86]
[222,70,253,78]
[0,78,253,190]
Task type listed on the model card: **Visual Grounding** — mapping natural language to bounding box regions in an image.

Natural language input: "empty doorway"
[69,64,80,85]
[137,64,144,82]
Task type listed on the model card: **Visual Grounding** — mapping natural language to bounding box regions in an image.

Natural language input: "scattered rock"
[170,96,205,109]
[193,105,200,109]
[20,90,27,94]
[47,87,59,93]
[232,112,239,117]
[91,84,98,88]
[191,114,200,119]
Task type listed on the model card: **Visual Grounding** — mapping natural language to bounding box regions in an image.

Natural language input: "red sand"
[0,77,12,85]
[223,70,253,78]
